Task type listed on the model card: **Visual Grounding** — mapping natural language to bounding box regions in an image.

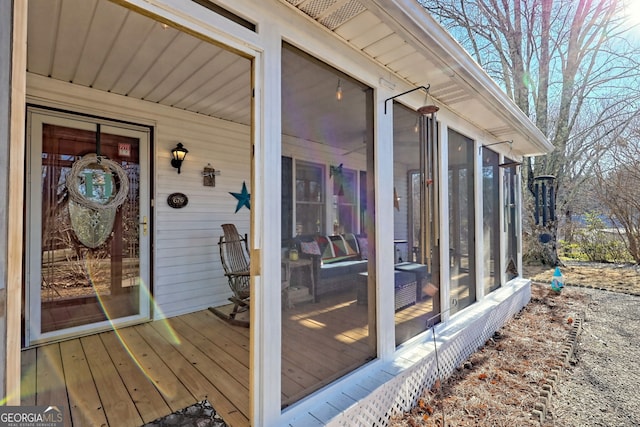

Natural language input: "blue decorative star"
[230,181,251,213]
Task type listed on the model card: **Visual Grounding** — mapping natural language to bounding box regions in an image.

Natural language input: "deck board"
[35,344,73,427]
[168,317,250,385]
[109,325,194,412]
[99,332,171,423]
[178,313,250,367]
[280,292,376,407]
[142,321,250,427]
[59,339,109,427]
[149,319,250,414]
[80,334,143,427]
[135,323,214,402]
[20,346,37,406]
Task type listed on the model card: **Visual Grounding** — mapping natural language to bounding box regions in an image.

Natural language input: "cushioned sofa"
[291,233,369,300]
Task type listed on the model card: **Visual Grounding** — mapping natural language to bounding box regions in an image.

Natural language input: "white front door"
[25,108,151,346]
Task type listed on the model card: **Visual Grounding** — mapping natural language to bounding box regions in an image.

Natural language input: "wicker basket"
[356,271,417,311]
[394,281,417,311]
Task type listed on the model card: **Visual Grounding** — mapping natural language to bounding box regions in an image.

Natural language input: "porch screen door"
[26,109,151,346]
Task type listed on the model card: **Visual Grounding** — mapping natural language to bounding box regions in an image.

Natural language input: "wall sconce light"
[336,79,343,101]
[171,143,188,174]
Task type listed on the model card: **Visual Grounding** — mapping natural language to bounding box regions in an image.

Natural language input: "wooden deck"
[21,309,251,427]
[21,290,437,427]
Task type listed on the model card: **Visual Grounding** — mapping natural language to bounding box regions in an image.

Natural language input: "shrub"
[558,240,584,260]
[573,213,632,263]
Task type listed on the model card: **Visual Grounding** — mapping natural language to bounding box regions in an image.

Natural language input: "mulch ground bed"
[390,261,639,426]
[390,283,586,426]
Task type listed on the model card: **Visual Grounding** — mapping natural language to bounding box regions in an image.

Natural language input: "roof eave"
[363,0,554,156]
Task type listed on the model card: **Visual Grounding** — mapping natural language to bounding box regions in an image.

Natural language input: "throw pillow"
[356,236,368,259]
[342,233,359,255]
[300,240,321,256]
[329,235,348,257]
[314,235,335,259]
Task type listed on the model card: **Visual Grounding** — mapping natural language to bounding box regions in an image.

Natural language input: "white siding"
[153,111,251,318]
[27,73,251,319]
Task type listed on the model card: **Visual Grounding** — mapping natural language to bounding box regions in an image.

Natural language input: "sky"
[621,0,640,40]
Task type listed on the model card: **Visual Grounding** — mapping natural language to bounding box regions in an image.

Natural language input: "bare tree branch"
[420,0,640,265]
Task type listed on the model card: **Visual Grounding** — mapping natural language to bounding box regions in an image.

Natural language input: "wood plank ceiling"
[27,0,252,126]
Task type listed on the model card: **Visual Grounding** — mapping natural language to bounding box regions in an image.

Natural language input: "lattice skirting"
[332,280,532,427]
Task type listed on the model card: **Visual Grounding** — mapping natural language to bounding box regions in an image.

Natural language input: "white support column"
[438,123,451,321]
[375,87,397,361]
[0,0,11,403]
[253,25,283,427]
[516,166,524,276]
[499,157,507,285]
[4,0,27,406]
[474,140,485,301]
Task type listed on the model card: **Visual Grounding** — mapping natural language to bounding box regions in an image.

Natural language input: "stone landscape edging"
[530,312,583,423]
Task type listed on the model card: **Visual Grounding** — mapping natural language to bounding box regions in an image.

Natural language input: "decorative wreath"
[66,153,130,210]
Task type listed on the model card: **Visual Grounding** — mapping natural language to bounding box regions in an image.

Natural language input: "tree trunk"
[524,221,561,266]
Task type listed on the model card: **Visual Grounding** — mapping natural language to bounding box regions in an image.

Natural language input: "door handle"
[140,216,148,236]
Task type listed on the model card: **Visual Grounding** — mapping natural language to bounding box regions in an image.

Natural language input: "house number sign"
[167,192,188,209]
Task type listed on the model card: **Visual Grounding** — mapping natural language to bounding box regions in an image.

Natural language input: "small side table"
[282,258,316,305]
[394,262,429,301]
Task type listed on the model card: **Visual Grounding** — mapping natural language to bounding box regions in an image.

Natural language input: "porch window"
[482,148,501,293]
[331,167,356,234]
[393,103,441,347]
[280,43,376,408]
[504,161,519,279]
[296,161,325,234]
[448,129,476,315]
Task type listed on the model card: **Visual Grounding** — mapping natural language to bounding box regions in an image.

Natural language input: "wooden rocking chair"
[210,224,251,327]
